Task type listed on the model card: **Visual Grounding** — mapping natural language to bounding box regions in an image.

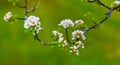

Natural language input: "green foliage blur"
[0,0,120,65]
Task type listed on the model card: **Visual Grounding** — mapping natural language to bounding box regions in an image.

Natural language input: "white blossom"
[4,12,12,22]
[69,49,79,56]
[58,19,74,28]
[81,44,85,48]
[114,0,120,5]
[70,45,78,49]
[24,20,31,28]
[63,40,68,46]
[75,19,84,25]
[76,41,82,45]
[75,50,79,56]
[69,40,84,56]
[58,40,68,47]
[81,35,86,40]
[58,37,64,43]
[52,19,86,55]
[52,30,68,47]
[52,30,63,37]
[24,15,42,34]
[76,41,85,48]
[72,30,85,40]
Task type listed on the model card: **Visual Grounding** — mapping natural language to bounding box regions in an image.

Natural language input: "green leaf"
[24,29,30,34]
[13,2,16,6]
[57,26,64,31]
[32,2,36,6]
[35,1,41,9]
[30,27,35,33]
[51,41,58,44]
[95,0,100,5]
[50,33,54,38]
[82,24,88,28]
[8,0,21,6]
[84,12,91,17]
[13,15,19,22]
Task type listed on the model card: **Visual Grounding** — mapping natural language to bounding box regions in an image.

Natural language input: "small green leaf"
[8,0,21,6]
[30,27,35,33]
[51,41,58,44]
[57,26,63,31]
[13,2,16,6]
[51,43,58,48]
[82,24,88,28]
[35,1,41,9]
[24,29,30,34]
[95,0,100,5]
[32,2,36,6]
[13,15,19,22]
[10,21,14,24]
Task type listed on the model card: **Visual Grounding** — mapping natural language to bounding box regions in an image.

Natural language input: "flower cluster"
[58,19,74,28]
[4,12,13,22]
[70,30,85,55]
[74,19,84,26]
[24,15,43,35]
[72,30,86,40]
[70,41,84,56]
[114,0,120,5]
[52,30,68,47]
[52,19,86,55]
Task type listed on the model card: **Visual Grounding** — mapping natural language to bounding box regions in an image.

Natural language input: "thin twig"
[16,0,49,46]
[16,3,26,8]
[25,0,28,16]
[97,0,110,10]
[34,32,56,46]
[87,0,110,10]
[84,2,120,33]
[17,18,25,20]
[65,28,72,45]
[27,5,36,13]
[87,0,96,3]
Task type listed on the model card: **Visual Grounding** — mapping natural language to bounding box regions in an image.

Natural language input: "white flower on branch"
[52,19,86,55]
[58,19,74,28]
[75,19,84,25]
[58,37,64,43]
[76,41,85,48]
[70,45,78,49]
[4,12,12,22]
[69,49,79,56]
[52,30,63,38]
[72,30,86,40]
[69,41,84,56]
[58,40,68,47]
[52,30,68,47]
[24,15,42,34]
[114,0,120,5]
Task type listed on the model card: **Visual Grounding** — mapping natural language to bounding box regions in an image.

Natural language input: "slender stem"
[16,0,36,16]
[25,0,28,16]
[23,0,52,46]
[87,0,96,3]
[87,0,110,10]
[27,5,36,13]
[34,32,56,46]
[65,28,71,45]
[84,3,120,33]
[16,3,26,8]
[97,0,110,10]
[16,0,49,46]
[17,18,25,20]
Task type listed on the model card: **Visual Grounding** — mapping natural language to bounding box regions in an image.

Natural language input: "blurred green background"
[0,0,120,65]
